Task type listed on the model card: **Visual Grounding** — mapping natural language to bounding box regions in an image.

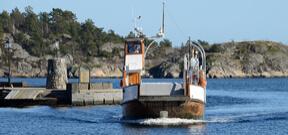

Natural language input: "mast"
[144,2,166,58]
[161,2,165,34]
[188,37,191,61]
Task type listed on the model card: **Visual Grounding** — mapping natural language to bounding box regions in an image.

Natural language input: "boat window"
[127,42,141,54]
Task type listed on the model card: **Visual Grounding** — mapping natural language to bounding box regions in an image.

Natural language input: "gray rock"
[149,62,181,78]
[101,42,124,53]
[11,43,30,59]
[207,41,288,78]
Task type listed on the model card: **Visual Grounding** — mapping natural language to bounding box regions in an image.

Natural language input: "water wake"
[122,118,203,125]
[140,118,204,125]
[121,117,234,126]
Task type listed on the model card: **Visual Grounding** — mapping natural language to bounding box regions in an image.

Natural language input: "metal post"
[5,39,12,87]
[8,50,11,86]
[144,40,156,59]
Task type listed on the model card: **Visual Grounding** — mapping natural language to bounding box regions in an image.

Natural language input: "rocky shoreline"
[1,35,288,79]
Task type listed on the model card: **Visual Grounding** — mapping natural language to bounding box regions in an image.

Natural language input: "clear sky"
[1,0,288,46]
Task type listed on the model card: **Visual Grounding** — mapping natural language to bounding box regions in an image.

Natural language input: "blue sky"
[1,0,288,46]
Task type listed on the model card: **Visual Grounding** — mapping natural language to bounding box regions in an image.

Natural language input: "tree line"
[0,6,177,66]
[0,6,125,62]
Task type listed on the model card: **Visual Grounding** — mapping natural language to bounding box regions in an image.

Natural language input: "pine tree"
[0,11,13,33]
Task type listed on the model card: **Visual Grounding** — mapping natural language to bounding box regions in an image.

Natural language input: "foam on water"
[122,118,203,125]
[121,111,284,126]
[121,117,234,126]
[140,118,204,125]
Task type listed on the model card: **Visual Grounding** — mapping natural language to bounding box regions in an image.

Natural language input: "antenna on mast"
[134,15,143,37]
[131,5,144,38]
[156,1,165,38]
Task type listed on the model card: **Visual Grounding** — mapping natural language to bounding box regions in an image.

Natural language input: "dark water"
[0,78,288,135]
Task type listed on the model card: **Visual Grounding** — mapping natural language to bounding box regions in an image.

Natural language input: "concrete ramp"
[5,89,44,100]
[140,82,184,96]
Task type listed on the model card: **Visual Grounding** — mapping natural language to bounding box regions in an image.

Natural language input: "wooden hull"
[122,97,205,120]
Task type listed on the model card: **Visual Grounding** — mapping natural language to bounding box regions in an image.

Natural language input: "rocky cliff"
[206,41,288,78]
[1,33,288,78]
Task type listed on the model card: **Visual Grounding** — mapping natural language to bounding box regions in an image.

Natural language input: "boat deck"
[139,96,189,102]
[140,82,184,96]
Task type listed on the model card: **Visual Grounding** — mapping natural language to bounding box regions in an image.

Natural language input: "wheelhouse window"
[127,42,142,54]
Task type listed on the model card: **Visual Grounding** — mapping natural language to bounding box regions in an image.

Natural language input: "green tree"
[0,22,3,38]
[159,38,172,48]
[144,38,157,47]
[10,8,24,30]
[196,40,209,46]
[30,32,46,57]
[49,8,77,35]
[126,31,136,38]
[23,6,41,35]
[39,12,50,38]
[209,44,224,53]
[193,39,210,51]
[105,29,123,43]
[68,21,81,60]
[0,11,13,33]
[80,19,97,57]
[49,8,65,34]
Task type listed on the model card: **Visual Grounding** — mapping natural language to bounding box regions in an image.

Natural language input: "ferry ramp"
[4,88,46,100]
